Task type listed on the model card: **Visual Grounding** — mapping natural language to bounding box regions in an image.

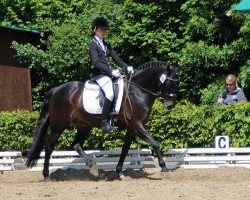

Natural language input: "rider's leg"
[101,97,116,132]
[96,76,116,132]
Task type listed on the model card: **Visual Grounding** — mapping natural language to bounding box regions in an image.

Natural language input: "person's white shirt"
[95,36,106,52]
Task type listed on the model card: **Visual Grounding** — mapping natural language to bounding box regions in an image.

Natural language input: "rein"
[122,70,179,122]
[124,74,179,97]
[122,75,163,123]
[125,79,161,97]
[124,73,134,123]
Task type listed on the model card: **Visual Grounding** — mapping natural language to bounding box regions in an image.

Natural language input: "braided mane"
[137,61,172,71]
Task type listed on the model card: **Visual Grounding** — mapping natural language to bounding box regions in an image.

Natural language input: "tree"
[115,0,250,103]
[1,0,249,107]
[176,0,250,102]
[6,0,123,109]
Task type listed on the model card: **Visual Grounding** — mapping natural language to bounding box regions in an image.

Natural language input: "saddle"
[82,77,124,115]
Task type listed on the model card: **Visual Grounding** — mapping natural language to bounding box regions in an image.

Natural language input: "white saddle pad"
[83,78,124,114]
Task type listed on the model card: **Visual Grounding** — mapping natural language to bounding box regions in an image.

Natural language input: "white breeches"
[96,76,114,101]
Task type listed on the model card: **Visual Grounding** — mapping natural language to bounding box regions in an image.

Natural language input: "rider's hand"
[127,66,134,74]
[112,69,121,78]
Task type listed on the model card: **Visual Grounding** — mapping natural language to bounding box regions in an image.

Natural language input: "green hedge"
[0,102,249,155]
[147,101,250,155]
[0,110,39,153]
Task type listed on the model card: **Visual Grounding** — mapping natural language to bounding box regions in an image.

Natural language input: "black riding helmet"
[92,17,110,31]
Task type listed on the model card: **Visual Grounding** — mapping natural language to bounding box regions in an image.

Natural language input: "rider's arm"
[109,45,129,70]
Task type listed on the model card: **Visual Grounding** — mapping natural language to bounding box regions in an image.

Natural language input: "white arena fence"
[2,147,250,172]
[165,147,250,169]
[29,149,156,171]
[0,149,155,172]
[0,151,24,172]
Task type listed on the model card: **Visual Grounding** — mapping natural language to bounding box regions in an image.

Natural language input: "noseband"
[165,92,177,99]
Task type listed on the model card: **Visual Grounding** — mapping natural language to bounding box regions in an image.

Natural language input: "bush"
[147,100,250,155]
[199,78,225,105]
[0,110,39,153]
[0,101,249,156]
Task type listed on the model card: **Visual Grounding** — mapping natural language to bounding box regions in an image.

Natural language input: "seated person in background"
[215,74,247,105]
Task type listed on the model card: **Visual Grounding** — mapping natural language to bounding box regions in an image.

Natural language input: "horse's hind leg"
[73,128,99,177]
[43,130,63,180]
[74,144,99,177]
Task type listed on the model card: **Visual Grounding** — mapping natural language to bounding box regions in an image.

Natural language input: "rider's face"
[94,27,108,39]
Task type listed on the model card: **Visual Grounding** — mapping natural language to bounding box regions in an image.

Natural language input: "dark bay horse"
[26,61,180,180]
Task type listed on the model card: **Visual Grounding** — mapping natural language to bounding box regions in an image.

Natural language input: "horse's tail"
[26,87,55,168]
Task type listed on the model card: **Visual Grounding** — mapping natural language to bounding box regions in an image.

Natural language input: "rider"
[89,17,134,132]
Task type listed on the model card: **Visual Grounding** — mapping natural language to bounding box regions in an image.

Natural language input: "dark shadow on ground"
[49,168,161,181]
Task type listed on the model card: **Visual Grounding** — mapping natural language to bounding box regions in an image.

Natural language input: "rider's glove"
[112,69,121,78]
[127,66,134,74]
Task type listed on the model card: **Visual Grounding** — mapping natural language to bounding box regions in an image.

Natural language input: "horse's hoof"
[118,172,126,180]
[160,168,175,179]
[161,167,168,172]
[161,166,178,172]
[89,164,99,177]
[43,176,50,182]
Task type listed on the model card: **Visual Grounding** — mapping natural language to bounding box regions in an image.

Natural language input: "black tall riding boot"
[101,98,116,133]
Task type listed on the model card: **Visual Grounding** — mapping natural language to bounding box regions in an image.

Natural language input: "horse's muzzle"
[164,93,176,110]
[164,99,175,110]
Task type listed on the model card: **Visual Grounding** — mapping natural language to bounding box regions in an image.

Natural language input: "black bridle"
[129,61,180,97]
[124,66,180,98]
[123,65,179,123]
[125,73,180,97]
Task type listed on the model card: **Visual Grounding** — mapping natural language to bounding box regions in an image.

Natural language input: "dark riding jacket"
[89,37,128,77]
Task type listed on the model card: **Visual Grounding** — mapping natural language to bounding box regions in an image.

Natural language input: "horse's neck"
[132,67,164,92]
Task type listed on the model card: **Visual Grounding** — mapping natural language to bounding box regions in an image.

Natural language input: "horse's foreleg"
[74,143,99,177]
[43,131,61,180]
[116,131,135,178]
[134,123,167,172]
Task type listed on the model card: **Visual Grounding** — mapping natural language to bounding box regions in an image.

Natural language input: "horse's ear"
[174,67,180,76]
[166,65,172,76]
[173,68,181,82]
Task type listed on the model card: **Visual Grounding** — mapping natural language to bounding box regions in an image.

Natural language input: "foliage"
[7,0,123,108]
[0,0,86,30]
[239,60,250,100]
[200,78,226,105]
[1,0,249,106]
[0,110,39,153]
[147,101,250,155]
[177,0,250,102]
[1,101,249,156]
[116,0,183,64]
[1,0,250,157]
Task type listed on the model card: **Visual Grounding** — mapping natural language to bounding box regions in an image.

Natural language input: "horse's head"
[158,65,180,110]
[132,61,180,109]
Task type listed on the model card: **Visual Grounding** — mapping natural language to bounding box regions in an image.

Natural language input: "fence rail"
[0,151,23,172]
[166,147,250,169]
[29,149,156,171]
